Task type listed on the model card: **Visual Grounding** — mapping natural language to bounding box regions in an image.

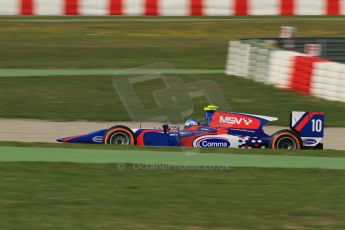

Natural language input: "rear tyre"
[104,125,136,145]
[269,130,301,150]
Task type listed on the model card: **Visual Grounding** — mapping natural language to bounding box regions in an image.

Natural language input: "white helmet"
[184,118,200,128]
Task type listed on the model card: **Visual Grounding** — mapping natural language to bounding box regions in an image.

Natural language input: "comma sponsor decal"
[193,136,231,148]
[92,136,104,143]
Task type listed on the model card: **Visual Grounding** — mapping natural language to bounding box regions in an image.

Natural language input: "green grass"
[0,74,344,125]
[0,141,344,158]
[0,162,345,229]
[1,16,345,69]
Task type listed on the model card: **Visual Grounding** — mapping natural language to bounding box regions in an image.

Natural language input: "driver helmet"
[184,118,200,128]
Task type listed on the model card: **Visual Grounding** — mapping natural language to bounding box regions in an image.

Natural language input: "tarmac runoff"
[0,119,343,150]
[0,119,344,169]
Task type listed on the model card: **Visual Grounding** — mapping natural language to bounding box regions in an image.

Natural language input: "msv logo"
[193,137,230,148]
[219,116,253,126]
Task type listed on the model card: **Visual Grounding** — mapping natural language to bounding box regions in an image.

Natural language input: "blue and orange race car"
[57,105,325,150]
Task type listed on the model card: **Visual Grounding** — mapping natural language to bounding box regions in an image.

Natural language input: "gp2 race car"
[57,105,325,150]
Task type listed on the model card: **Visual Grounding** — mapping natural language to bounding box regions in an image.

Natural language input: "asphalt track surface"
[0,119,344,169]
[0,119,344,150]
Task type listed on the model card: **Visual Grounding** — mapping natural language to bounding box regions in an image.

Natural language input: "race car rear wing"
[290,111,325,147]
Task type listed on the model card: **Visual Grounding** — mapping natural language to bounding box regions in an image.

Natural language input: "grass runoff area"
[1,16,345,69]
[0,162,345,229]
[0,17,344,125]
[0,142,345,229]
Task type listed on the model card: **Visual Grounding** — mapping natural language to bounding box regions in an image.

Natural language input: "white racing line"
[0,118,344,150]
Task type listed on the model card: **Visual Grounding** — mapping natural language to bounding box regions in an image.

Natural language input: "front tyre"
[104,125,136,145]
[269,130,301,150]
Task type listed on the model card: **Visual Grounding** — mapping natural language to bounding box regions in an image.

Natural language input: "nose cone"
[56,135,79,143]
[56,137,65,142]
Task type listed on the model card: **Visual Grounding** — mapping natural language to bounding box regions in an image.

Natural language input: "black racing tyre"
[303,143,324,150]
[269,129,302,150]
[314,143,324,149]
[103,125,136,145]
